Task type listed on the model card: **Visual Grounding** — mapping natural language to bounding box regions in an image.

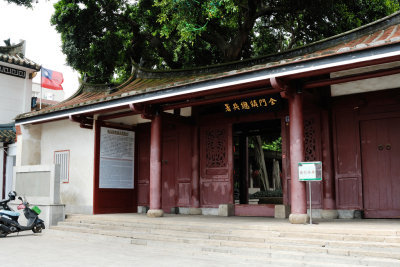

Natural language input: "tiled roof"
[16,11,400,121]
[0,41,41,71]
[0,124,15,143]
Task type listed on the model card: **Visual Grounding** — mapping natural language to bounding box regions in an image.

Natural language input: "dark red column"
[288,89,308,223]
[321,110,338,219]
[147,113,164,217]
[190,125,202,215]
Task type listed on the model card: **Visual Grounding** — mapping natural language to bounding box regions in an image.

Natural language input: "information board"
[298,161,322,181]
[99,127,135,189]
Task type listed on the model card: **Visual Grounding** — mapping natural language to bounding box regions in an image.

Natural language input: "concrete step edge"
[56,221,400,246]
[51,225,400,260]
[63,215,400,236]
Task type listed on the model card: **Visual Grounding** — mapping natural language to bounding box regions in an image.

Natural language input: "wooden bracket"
[270,77,303,99]
[69,115,94,129]
[129,103,156,120]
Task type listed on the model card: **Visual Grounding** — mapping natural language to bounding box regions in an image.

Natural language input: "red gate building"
[16,12,400,223]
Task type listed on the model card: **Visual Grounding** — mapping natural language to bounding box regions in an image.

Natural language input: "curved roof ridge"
[0,40,40,71]
[0,40,25,55]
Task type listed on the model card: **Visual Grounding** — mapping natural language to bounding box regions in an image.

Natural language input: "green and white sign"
[298,161,322,181]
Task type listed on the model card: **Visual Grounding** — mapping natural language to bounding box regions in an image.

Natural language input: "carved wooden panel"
[200,124,233,207]
[206,128,227,168]
[304,117,317,161]
[304,113,323,208]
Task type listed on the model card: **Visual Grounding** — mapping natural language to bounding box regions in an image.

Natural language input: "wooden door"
[361,117,400,218]
[200,123,233,207]
[162,136,178,213]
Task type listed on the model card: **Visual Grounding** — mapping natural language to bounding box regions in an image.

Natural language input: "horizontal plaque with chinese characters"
[223,94,282,114]
[0,64,26,79]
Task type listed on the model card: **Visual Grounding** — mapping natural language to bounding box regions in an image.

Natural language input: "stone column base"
[147,209,164,218]
[289,213,309,224]
[218,204,235,216]
[274,205,291,219]
[189,208,202,215]
[321,209,339,219]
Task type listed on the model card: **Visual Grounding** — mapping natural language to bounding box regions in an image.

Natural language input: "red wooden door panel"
[361,117,400,218]
[200,123,233,207]
[162,136,178,213]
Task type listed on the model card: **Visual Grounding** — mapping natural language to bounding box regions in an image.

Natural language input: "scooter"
[0,191,45,237]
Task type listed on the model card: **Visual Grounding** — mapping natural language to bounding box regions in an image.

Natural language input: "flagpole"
[40,68,43,109]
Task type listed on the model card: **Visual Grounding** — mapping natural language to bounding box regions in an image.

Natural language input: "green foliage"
[51,0,400,83]
[5,0,33,7]
[262,137,282,152]
[250,189,283,198]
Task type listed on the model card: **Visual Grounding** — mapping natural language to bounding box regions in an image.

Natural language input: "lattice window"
[206,128,227,168]
[304,118,317,161]
[55,150,70,183]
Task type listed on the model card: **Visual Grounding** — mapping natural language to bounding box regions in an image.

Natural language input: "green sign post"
[298,161,323,224]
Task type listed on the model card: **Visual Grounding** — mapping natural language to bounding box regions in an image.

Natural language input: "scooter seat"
[0,210,19,217]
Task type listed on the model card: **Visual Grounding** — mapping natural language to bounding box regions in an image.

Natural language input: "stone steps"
[51,214,400,266]
[52,224,400,259]
[56,220,400,253]
[62,215,400,239]
[48,227,379,267]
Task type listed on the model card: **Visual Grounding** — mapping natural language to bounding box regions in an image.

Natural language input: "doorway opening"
[233,119,283,206]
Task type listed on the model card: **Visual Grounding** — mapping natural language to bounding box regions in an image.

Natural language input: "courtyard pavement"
[0,229,261,267]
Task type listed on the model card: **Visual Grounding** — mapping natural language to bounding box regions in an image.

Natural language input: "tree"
[51,0,400,83]
[5,0,34,7]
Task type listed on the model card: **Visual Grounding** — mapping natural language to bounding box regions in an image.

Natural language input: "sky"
[0,0,80,98]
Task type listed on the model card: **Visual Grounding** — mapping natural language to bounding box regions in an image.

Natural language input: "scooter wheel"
[32,225,43,233]
[0,231,7,237]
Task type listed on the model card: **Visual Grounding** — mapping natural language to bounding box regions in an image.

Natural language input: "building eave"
[15,42,400,126]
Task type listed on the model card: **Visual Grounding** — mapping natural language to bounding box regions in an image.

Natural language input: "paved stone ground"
[0,230,266,267]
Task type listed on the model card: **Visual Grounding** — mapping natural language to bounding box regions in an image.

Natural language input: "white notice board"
[99,127,135,189]
[298,161,322,181]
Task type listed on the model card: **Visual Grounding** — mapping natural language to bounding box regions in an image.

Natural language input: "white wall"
[17,124,42,166]
[0,62,33,123]
[40,119,95,214]
[32,82,65,102]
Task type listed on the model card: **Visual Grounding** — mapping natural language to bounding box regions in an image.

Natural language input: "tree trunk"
[253,135,269,191]
[272,158,282,190]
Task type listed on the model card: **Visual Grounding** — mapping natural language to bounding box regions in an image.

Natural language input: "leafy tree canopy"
[51,0,400,83]
[5,0,34,7]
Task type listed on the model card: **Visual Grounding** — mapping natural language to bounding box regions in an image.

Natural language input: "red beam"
[98,110,137,121]
[162,87,281,110]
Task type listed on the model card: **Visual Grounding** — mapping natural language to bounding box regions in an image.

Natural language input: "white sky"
[0,0,80,98]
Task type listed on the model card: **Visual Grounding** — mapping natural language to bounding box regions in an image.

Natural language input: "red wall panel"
[333,105,362,209]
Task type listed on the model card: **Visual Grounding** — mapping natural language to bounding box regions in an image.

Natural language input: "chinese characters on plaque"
[223,94,281,114]
[298,161,322,181]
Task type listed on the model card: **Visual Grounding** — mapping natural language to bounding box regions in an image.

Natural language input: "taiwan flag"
[41,67,64,90]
